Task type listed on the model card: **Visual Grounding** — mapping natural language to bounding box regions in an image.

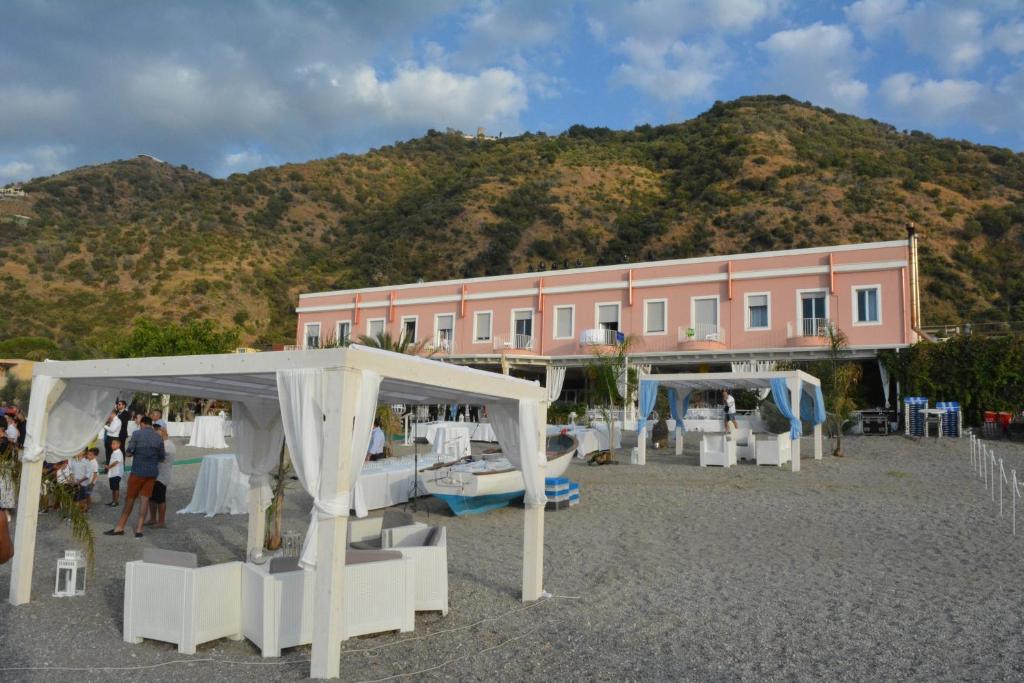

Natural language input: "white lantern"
[281,530,302,558]
[54,550,86,597]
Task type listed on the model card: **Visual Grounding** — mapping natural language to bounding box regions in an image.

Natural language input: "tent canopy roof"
[32,345,545,406]
[640,369,821,393]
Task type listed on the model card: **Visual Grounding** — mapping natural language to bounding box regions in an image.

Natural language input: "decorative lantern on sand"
[54,550,86,597]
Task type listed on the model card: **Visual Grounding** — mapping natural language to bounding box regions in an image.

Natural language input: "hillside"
[2,95,1023,356]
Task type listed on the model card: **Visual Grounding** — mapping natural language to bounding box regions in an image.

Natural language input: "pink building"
[295,237,921,402]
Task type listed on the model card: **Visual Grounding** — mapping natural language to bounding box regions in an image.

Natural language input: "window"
[597,303,620,331]
[854,285,881,325]
[401,316,417,343]
[644,299,667,335]
[691,296,719,340]
[336,321,351,345]
[553,305,574,339]
[474,311,492,342]
[304,323,321,349]
[745,293,770,330]
[512,310,533,337]
[367,318,385,338]
[800,291,827,321]
[435,313,455,350]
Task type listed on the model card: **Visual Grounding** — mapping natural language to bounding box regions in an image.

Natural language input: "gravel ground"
[2,434,1024,682]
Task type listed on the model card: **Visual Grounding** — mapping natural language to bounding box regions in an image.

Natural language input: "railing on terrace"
[677,324,726,343]
[580,328,621,346]
[788,317,832,338]
[426,336,456,354]
[921,321,1024,340]
[493,333,534,352]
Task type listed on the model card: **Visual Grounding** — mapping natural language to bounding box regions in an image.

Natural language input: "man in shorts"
[105,416,165,539]
[722,389,739,434]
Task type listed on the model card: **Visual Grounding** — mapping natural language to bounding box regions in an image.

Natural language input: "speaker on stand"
[404,404,431,516]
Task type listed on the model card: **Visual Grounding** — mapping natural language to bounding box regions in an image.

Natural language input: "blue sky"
[1,1,1022,184]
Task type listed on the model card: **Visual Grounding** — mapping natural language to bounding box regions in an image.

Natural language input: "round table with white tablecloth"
[428,425,472,457]
[177,453,249,517]
[415,420,496,443]
[188,416,229,449]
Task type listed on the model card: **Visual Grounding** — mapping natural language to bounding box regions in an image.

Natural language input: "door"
[800,292,827,335]
[513,311,533,349]
[693,298,718,339]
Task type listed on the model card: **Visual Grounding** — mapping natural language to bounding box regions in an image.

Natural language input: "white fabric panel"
[276,368,382,570]
[21,375,66,462]
[35,380,119,463]
[545,366,566,403]
[233,398,285,511]
[188,416,228,449]
[487,399,546,506]
[878,360,891,408]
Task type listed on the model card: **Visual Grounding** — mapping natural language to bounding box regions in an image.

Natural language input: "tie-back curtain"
[486,399,546,506]
[23,377,120,463]
[667,388,692,431]
[769,378,802,440]
[545,366,566,403]
[636,380,659,434]
[276,367,382,569]
[878,360,891,408]
[800,384,827,425]
[233,398,285,512]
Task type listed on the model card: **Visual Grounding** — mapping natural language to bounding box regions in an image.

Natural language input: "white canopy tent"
[635,369,825,469]
[8,346,549,679]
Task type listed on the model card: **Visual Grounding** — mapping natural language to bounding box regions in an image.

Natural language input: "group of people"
[0,399,177,540]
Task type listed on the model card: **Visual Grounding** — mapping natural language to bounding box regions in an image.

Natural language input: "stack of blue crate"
[545,477,580,511]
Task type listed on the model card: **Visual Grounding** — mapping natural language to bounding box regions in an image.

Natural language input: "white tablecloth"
[357,455,442,511]
[415,421,497,443]
[188,416,229,449]
[167,421,192,438]
[430,426,471,457]
[177,453,249,517]
[548,424,621,458]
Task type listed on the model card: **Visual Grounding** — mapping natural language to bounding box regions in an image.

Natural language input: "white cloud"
[610,38,726,102]
[757,23,869,110]
[0,145,75,184]
[845,0,907,38]
[879,72,985,122]
[993,21,1024,55]
[596,0,785,42]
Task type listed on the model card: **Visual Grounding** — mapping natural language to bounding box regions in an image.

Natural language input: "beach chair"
[123,549,242,654]
[240,550,416,657]
[699,432,737,467]
[383,524,449,615]
[348,509,424,550]
[755,433,792,467]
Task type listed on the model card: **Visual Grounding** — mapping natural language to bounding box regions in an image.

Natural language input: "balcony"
[425,335,456,355]
[677,324,727,351]
[786,318,832,347]
[579,328,622,353]
[494,333,535,355]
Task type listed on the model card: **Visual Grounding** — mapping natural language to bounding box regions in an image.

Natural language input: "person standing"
[149,408,167,431]
[4,415,19,452]
[115,400,131,456]
[146,426,175,528]
[104,407,122,467]
[722,389,738,433]
[366,418,386,461]
[105,439,124,507]
[104,416,164,539]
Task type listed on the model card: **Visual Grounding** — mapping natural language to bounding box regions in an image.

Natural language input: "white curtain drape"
[486,399,546,506]
[545,366,566,403]
[23,377,119,463]
[878,360,891,408]
[233,398,285,511]
[276,368,381,569]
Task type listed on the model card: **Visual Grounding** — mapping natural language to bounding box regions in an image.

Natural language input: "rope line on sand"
[0,594,577,674]
[968,433,1024,535]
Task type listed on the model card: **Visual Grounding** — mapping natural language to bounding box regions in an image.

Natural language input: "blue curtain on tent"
[667,388,691,432]
[770,378,802,439]
[800,384,827,425]
[637,380,659,434]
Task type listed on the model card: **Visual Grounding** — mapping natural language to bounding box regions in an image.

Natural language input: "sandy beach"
[2,433,1024,682]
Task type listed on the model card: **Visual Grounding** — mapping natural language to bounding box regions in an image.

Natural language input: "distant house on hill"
[137,154,165,163]
[0,214,30,226]
[0,187,26,199]
[0,359,34,383]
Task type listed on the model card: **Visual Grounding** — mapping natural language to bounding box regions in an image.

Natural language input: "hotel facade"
[295,237,921,403]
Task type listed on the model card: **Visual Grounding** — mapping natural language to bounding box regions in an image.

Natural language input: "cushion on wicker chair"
[346,549,403,565]
[142,548,199,568]
[268,557,301,574]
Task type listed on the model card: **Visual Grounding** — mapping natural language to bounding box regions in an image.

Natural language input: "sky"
[1,0,1022,184]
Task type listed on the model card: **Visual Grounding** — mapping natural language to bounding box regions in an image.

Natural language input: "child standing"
[106,439,124,507]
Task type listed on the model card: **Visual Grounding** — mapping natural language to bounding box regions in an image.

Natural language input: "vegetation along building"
[295,230,925,405]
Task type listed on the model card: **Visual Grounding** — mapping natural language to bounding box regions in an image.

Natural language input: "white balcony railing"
[494,333,534,351]
[788,317,832,338]
[427,335,456,354]
[580,328,619,346]
[678,324,725,343]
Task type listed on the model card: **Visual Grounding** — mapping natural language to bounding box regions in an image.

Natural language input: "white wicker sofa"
[699,432,737,468]
[123,549,242,654]
[755,433,792,467]
[240,550,416,657]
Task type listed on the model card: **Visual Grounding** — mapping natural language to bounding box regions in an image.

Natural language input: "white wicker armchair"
[755,433,792,467]
[123,549,242,654]
[383,525,449,615]
[734,429,757,462]
[240,550,416,657]
[348,510,424,550]
[699,432,737,468]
